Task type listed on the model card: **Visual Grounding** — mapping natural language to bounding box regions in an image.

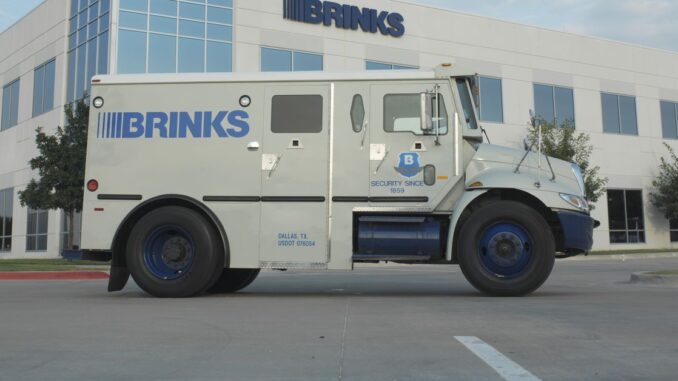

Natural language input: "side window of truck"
[271,95,323,133]
[383,93,448,135]
[350,95,365,132]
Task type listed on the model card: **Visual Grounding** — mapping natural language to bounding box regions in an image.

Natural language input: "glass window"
[100,0,110,14]
[534,84,575,128]
[456,79,478,130]
[98,31,109,74]
[670,219,678,242]
[208,0,232,6]
[207,6,232,24]
[206,41,232,72]
[86,38,98,95]
[478,76,503,123]
[383,93,448,135]
[271,95,323,133]
[602,93,638,135]
[33,59,56,117]
[261,47,292,72]
[350,95,365,132]
[661,101,678,140]
[120,0,148,12]
[607,189,646,244]
[76,44,87,98]
[150,15,177,34]
[120,11,148,30]
[179,19,204,38]
[0,188,13,252]
[118,29,147,74]
[61,211,82,251]
[26,209,48,252]
[206,23,231,41]
[150,0,177,16]
[293,51,322,71]
[67,50,76,102]
[179,2,205,20]
[366,61,417,70]
[1,79,20,131]
[148,34,177,73]
[178,38,204,73]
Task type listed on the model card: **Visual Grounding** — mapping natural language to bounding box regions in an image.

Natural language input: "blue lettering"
[375,11,389,35]
[350,6,371,32]
[179,112,203,138]
[145,112,169,138]
[169,112,178,138]
[304,0,323,24]
[227,110,250,138]
[122,112,144,138]
[387,12,405,37]
[203,111,229,138]
[322,1,342,27]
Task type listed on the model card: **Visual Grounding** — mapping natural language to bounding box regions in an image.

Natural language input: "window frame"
[533,83,576,128]
[382,92,449,136]
[476,75,504,123]
[365,60,418,70]
[350,94,365,133]
[26,208,48,252]
[270,94,324,134]
[33,59,57,117]
[607,188,646,244]
[260,46,323,72]
[0,188,13,253]
[1,78,20,131]
[660,100,678,140]
[601,92,638,136]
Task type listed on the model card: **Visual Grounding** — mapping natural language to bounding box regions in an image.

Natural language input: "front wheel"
[458,201,555,296]
[126,206,224,298]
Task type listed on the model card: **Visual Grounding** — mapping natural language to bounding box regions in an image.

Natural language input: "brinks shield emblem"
[395,152,423,178]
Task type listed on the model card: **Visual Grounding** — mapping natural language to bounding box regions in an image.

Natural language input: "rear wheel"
[458,200,555,296]
[126,206,224,298]
[207,269,260,294]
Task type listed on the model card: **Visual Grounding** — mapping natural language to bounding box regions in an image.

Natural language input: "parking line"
[455,336,541,381]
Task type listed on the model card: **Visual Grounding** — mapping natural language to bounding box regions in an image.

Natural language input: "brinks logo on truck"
[283,0,405,38]
[395,152,422,178]
[95,111,250,139]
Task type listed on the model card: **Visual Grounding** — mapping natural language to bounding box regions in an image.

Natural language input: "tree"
[526,118,608,208]
[19,99,89,250]
[650,143,678,221]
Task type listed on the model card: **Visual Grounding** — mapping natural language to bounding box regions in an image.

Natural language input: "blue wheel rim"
[143,225,195,280]
[477,222,533,279]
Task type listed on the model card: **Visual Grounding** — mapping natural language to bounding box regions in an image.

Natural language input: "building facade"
[1,0,678,258]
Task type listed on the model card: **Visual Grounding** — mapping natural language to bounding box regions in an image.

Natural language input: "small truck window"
[350,94,365,132]
[271,95,323,133]
[384,93,448,134]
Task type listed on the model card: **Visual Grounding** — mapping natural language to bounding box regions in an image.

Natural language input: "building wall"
[2,0,678,257]
[0,0,70,258]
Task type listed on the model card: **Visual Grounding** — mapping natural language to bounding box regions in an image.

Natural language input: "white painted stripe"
[455,336,542,381]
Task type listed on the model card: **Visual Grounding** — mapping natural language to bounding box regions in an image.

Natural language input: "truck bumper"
[556,210,596,253]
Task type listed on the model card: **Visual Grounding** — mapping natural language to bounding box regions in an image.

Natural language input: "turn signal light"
[87,179,99,192]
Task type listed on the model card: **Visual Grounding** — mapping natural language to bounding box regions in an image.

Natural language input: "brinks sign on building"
[283,0,405,38]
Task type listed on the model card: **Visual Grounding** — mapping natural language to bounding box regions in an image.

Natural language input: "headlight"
[560,193,589,212]
[571,164,585,195]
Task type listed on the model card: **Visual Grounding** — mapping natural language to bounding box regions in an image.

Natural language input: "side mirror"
[420,93,433,131]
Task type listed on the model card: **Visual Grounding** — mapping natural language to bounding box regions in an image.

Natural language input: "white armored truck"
[82,65,596,297]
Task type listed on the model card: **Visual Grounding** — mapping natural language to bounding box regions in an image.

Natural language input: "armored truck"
[82,65,595,297]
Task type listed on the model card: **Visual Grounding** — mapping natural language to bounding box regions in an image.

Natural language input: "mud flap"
[108,252,130,292]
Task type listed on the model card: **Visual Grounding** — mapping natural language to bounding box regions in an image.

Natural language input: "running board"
[352,255,432,262]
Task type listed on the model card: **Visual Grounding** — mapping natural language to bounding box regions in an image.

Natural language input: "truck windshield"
[456,79,479,130]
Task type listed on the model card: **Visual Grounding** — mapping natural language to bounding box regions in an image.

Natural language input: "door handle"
[247,141,260,151]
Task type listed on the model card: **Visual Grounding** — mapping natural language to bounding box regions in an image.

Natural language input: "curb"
[630,272,678,285]
[0,271,109,281]
[565,253,678,262]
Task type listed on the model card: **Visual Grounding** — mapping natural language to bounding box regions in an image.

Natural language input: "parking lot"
[1,257,677,381]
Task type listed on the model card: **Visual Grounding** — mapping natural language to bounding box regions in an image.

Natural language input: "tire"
[207,269,260,294]
[126,206,224,298]
[457,200,555,296]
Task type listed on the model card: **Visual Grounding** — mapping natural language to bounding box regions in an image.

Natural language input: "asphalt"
[0,257,677,381]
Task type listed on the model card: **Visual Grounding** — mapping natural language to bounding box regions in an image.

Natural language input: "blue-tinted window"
[206,41,232,72]
[86,38,98,94]
[150,0,177,16]
[208,0,232,6]
[207,6,231,24]
[534,84,575,128]
[33,59,56,117]
[178,38,204,72]
[602,93,637,135]
[118,29,147,73]
[179,19,204,38]
[0,188,13,252]
[149,34,177,73]
[71,0,79,17]
[206,23,231,41]
[261,47,292,72]
[179,2,205,20]
[120,0,148,12]
[261,47,322,72]
[150,15,177,34]
[293,51,322,71]
[2,79,20,131]
[366,60,416,70]
[660,101,678,140]
[98,31,109,74]
[478,76,503,123]
[120,11,148,30]
[67,50,76,102]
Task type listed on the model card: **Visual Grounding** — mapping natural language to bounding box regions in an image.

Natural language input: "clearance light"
[239,95,251,108]
[468,181,484,189]
[93,97,104,108]
[87,179,99,192]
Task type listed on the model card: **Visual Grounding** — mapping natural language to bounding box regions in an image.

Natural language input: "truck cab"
[82,65,595,297]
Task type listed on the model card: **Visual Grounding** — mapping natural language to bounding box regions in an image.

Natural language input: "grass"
[0,259,109,272]
[649,270,678,276]
[589,249,677,256]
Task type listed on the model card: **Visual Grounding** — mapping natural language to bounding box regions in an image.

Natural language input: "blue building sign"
[283,0,405,38]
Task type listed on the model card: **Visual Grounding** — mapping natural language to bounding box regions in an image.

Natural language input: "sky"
[1,0,677,52]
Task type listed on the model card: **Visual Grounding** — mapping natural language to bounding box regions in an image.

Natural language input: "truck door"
[259,85,331,266]
[369,82,459,208]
